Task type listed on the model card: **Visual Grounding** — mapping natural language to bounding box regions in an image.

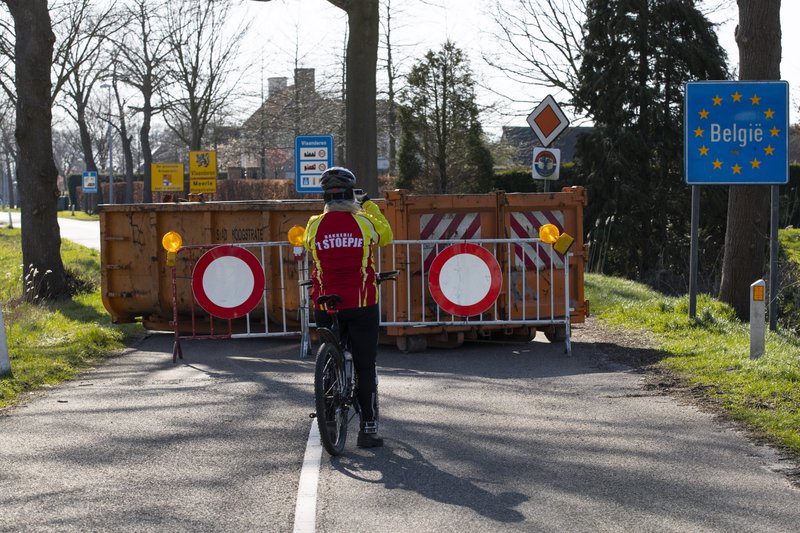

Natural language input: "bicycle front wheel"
[314,342,348,456]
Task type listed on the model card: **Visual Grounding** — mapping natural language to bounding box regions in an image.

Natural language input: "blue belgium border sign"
[684,80,789,185]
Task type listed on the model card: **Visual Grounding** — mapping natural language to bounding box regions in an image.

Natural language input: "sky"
[233,0,799,139]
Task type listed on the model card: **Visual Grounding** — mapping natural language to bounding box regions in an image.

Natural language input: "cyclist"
[303,167,393,448]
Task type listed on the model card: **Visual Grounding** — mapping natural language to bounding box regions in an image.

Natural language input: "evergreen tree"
[574,0,728,285]
[397,40,493,193]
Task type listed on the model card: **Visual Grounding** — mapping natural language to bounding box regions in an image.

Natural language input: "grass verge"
[0,227,143,409]
[58,210,99,221]
[780,228,800,264]
[586,273,800,457]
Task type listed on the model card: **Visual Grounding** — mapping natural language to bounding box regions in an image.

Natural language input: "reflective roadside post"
[0,304,10,374]
[750,279,766,359]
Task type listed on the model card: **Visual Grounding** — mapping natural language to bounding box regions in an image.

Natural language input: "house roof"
[501,126,593,163]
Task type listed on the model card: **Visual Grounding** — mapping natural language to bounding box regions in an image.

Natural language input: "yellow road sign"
[190,151,217,178]
[190,179,217,193]
[152,163,184,192]
[189,150,217,193]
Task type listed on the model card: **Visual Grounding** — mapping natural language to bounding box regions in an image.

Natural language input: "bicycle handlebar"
[376,270,398,284]
[299,271,398,289]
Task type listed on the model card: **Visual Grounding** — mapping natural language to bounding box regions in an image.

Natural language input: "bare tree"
[52,127,84,181]
[1,0,69,299]
[718,0,781,319]
[379,0,410,176]
[163,0,246,152]
[0,8,13,102]
[57,0,118,180]
[114,0,171,203]
[107,65,136,204]
[484,0,586,110]
[0,94,16,208]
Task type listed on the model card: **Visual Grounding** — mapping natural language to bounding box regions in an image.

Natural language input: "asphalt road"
[1,330,799,532]
[2,210,799,530]
[1,211,100,250]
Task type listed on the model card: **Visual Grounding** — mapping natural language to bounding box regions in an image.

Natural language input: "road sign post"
[82,171,98,212]
[295,135,334,194]
[684,80,789,324]
[152,164,185,195]
[685,81,789,186]
[527,95,569,192]
[428,243,502,317]
[527,95,570,148]
[191,245,265,319]
[532,147,561,192]
[189,150,217,195]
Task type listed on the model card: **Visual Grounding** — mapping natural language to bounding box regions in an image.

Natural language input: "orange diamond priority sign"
[527,95,570,148]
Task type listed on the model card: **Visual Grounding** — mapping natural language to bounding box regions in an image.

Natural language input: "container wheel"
[543,325,567,343]
[396,335,428,353]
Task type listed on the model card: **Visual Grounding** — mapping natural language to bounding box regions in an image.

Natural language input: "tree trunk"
[141,98,153,203]
[335,0,379,196]
[121,132,134,204]
[718,0,781,320]
[5,0,69,299]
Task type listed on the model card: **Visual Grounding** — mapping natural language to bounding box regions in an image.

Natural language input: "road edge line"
[293,421,322,533]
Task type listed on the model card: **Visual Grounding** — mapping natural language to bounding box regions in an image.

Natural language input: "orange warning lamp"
[288,225,305,246]
[162,231,182,267]
[288,225,306,260]
[538,223,575,255]
[539,224,560,244]
[162,231,183,252]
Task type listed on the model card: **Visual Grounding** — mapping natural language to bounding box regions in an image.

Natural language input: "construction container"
[100,199,325,331]
[379,188,587,350]
[100,188,588,350]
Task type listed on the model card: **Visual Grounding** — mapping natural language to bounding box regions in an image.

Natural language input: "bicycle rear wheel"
[314,342,348,456]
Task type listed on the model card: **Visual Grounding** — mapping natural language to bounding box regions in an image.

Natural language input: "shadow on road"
[331,439,528,523]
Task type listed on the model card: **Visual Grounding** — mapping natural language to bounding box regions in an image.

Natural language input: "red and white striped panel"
[419,212,481,271]
[509,211,566,270]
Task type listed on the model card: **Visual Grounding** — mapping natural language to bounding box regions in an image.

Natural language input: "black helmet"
[320,167,356,192]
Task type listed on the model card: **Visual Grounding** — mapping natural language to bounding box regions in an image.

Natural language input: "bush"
[492,163,579,193]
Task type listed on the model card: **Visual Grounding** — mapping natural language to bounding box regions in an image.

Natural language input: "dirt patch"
[573,316,800,489]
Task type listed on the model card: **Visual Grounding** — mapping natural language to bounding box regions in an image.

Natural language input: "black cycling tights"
[315,304,380,424]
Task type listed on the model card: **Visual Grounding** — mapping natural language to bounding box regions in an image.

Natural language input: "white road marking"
[293,421,322,533]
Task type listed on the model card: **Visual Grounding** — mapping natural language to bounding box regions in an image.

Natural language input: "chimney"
[268,77,287,97]
[294,68,315,93]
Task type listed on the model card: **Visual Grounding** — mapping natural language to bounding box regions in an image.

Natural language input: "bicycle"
[304,271,397,456]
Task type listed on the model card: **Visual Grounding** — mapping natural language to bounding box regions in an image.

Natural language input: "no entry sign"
[192,245,265,319]
[428,243,502,317]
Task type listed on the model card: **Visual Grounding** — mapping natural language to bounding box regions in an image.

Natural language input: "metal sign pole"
[689,186,700,319]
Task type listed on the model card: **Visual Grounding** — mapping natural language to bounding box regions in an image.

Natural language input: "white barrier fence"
[172,238,574,359]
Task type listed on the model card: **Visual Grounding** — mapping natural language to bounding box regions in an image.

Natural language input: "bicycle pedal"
[309,412,317,419]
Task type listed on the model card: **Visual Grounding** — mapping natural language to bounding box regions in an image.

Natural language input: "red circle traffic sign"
[428,243,502,317]
[191,245,265,319]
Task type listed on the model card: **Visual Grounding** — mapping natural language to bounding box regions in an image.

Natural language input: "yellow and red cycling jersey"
[303,200,393,310]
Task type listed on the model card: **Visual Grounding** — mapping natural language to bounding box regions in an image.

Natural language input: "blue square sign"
[295,135,334,193]
[82,170,98,193]
[684,81,789,185]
